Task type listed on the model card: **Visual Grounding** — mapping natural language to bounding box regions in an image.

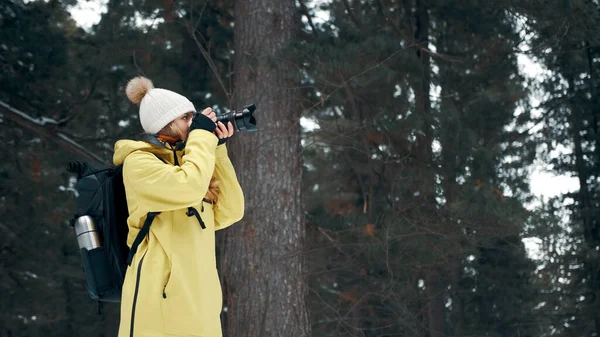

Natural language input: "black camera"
[216,104,257,132]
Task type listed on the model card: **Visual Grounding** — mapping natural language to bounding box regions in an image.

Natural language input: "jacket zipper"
[172,149,179,166]
[129,253,146,337]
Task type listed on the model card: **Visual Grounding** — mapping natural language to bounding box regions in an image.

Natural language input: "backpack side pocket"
[79,247,118,302]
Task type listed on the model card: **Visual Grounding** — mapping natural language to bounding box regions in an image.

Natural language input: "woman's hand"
[215,121,235,145]
[201,107,217,123]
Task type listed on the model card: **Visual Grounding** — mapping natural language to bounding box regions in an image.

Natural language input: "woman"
[113,76,244,337]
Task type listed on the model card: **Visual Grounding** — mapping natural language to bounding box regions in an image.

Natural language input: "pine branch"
[0,100,104,164]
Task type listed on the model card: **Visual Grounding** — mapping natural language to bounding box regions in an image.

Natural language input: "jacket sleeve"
[123,129,219,212]
[213,144,245,230]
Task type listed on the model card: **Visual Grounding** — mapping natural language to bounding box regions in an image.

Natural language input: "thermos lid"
[74,215,96,236]
[73,215,101,250]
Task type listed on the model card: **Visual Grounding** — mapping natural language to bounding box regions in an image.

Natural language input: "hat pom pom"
[126,76,154,105]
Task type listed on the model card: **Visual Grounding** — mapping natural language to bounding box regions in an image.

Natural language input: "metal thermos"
[73,215,101,250]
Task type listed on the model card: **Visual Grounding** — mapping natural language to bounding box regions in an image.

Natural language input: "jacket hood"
[113,136,178,166]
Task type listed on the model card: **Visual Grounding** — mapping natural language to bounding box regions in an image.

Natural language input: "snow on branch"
[0,100,104,164]
[0,101,62,126]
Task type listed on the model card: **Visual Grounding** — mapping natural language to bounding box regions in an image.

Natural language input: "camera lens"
[216,104,258,132]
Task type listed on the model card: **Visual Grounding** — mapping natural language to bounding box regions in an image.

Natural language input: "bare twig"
[341,0,363,29]
[376,0,407,39]
[60,78,100,125]
[132,50,146,76]
[298,0,319,39]
[184,18,232,102]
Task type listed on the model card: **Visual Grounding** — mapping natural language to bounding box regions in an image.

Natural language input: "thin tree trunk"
[585,41,600,197]
[62,278,76,337]
[437,20,464,337]
[440,88,465,337]
[426,271,446,337]
[414,1,445,336]
[568,78,600,336]
[218,0,310,336]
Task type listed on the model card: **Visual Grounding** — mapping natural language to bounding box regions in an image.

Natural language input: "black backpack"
[67,161,159,303]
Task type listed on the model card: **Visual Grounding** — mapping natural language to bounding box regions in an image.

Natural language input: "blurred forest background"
[1,0,600,336]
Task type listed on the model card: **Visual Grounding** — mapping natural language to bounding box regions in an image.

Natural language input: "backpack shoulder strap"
[127,212,160,265]
[123,153,179,266]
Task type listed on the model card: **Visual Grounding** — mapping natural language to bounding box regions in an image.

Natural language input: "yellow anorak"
[113,129,244,337]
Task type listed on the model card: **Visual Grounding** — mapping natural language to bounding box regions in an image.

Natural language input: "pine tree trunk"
[217,0,310,336]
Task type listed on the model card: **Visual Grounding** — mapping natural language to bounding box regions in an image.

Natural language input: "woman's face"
[173,112,193,140]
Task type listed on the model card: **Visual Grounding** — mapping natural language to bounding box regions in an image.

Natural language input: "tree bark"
[218,0,310,336]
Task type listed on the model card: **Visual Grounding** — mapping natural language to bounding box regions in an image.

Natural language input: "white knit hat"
[125,76,196,134]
